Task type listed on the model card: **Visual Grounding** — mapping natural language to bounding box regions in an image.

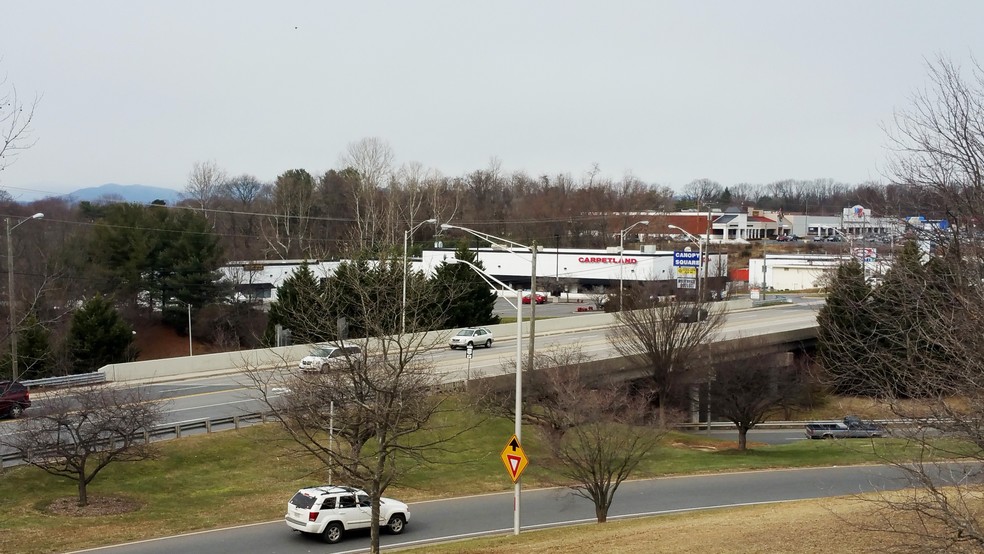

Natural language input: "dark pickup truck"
[805,416,885,439]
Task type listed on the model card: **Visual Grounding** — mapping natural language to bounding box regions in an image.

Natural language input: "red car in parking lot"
[522,293,547,304]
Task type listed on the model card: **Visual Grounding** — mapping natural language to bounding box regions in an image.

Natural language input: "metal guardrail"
[1,411,271,467]
[751,296,792,308]
[20,372,106,388]
[673,419,909,431]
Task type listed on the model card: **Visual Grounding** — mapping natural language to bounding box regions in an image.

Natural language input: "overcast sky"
[1,1,982,200]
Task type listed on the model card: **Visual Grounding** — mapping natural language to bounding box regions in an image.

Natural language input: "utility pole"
[528,241,537,376]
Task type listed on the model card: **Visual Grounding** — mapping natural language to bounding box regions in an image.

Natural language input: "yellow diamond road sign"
[500,434,529,482]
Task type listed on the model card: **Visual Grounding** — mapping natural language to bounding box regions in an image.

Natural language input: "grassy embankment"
[0,397,959,554]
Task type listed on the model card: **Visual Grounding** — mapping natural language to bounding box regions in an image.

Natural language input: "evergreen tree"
[817,259,877,395]
[430,245,500,329]
[324,258,383,340]
[159,209,230,329]
[85,203,159,308]
[83,203,228,325]
[866,239,936,396]
[68,295,135,374]
[0,313,54,379]
[264,264,327,346]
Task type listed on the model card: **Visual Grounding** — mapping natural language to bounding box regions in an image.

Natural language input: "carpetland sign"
[577,256,638,264]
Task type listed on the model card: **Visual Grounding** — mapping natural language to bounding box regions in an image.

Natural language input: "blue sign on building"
[673,251,701,267]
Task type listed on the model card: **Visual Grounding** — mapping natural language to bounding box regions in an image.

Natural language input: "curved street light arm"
[620,220,650,237]
[667,223,701,245]
[445,258,519,311]
[440,223,531,252]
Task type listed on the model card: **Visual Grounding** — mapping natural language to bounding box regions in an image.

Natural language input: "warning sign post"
[500,434,529,482]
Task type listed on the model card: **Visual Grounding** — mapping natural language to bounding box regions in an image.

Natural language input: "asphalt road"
[69,464,930,554]
[695,428,808,445]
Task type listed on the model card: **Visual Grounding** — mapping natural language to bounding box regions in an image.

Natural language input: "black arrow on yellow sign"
[500,434,529,482]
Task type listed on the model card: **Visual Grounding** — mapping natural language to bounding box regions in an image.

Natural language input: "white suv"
[297,343,362,373]
[285,485,410,544]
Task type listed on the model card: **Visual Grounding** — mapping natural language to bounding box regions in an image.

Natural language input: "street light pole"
[439,223,537,372]
[6,212,43,382]
[187,303,193,356]
[528,242,537,375]
[447,258,523,535]
[667,224,703,303]
[618,220,649,311]
[441,224,536,536]
[401,218,437,335]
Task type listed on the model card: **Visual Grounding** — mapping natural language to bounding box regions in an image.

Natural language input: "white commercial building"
[221,259,344,303]
[750,252,891,291]
[421,246,728,295]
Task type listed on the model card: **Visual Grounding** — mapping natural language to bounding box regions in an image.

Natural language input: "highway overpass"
[100,298,822,386]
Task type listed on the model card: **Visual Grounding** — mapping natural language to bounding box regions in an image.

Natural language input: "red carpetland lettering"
[578,257,638,264]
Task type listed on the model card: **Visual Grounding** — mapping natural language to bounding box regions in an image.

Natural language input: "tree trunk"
[78,476,88,507]
[596,505,608,523]
[738,426,748,451]
[369,476,382,554]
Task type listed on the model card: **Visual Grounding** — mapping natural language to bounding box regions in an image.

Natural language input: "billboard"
[842,205,871,223]
[673,251,700,267]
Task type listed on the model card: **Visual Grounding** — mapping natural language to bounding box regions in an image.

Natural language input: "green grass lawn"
[0,402,959,554]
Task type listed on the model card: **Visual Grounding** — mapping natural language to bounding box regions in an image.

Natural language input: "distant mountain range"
[60,183,183,205]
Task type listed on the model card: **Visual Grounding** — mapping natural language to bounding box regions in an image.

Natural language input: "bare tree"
[183,160,227,213]
[339,137,395,248]
[684,178,723,209]
[245,254,476,553]
[265,169,316,258]
[812,56,984,551]
[1,385,166,506]
[705,347,805,450]
[729,182,756,206]
[391,161,436,241]
[219,173,268,259]
[0,71,40,177]
[609,287,726,424]
[528,351,665,523]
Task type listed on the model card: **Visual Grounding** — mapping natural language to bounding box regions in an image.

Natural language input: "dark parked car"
[0,381,31,418]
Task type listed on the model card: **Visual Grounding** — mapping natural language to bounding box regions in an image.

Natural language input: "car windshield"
[456,330,476,337]
[310,347,337,357]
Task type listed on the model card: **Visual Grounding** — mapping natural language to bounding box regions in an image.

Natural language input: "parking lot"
[492,294,602,318]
